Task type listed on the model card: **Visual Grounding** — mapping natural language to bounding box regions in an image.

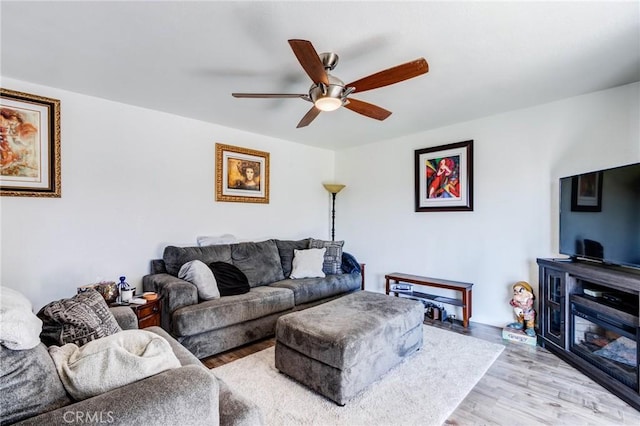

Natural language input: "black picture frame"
[414,140,473,212]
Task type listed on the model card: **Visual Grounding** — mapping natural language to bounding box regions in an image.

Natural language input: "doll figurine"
[507,281,536,337]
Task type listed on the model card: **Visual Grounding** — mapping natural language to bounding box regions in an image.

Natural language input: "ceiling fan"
[232,39,429,128]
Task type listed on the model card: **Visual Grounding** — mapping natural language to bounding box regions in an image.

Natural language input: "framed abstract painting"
[415,140,473,212]
[1,88,61,197]
[215,143,269,203]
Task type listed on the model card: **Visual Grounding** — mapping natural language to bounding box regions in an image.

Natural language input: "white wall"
[2,78,638,327]
[0,78,337,310]
[335,82,640,327]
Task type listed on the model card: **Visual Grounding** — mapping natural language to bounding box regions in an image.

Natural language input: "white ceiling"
[2,1,639,150]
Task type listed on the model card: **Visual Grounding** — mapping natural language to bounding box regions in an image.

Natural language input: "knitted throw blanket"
[49,329,181,400]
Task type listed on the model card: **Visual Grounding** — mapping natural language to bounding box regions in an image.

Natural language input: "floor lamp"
[323,183,346,241]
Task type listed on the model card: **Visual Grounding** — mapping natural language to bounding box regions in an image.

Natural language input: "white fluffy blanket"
[0,286,43,350]
[49,329,181,400]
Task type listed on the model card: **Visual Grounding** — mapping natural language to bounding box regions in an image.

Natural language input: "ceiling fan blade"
[232,93,307,99]
[346,58,428,93]
[296,106,321,128]
[288,39,329,86]
[343,98,392,121]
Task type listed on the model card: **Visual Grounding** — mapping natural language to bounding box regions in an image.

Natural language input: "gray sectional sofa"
[1,306,261,426]
[142,238,362,359]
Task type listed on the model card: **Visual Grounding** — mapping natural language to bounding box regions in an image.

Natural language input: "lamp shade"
[323,183,346,194]
[314,97,342,112]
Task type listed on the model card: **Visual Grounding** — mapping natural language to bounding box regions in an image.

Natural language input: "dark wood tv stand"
[537,258,639,410]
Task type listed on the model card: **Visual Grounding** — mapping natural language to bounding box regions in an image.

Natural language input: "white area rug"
[212,325,504,426]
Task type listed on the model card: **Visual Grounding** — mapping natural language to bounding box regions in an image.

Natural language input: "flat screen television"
[559,162,640,269]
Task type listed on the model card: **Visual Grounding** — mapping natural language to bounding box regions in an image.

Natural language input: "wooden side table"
[127,298,162,329]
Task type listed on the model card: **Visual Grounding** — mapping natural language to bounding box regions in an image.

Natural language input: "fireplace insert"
[570,295,638,391]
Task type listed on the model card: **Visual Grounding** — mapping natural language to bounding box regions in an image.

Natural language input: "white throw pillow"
[0,286,43,350]
[290,248,326,279]
[178,260,220,300]
[197,234,237,246]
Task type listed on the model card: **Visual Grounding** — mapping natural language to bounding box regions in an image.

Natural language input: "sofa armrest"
[142,273,198,332]
[217,377,264,426]
[145,326,202,367]
[14,365,219,426]
[109,306,138,330]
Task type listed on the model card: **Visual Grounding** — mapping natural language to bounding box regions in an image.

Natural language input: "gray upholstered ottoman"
[274,291,424,405]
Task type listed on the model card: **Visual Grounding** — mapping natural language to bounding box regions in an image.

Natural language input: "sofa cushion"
[178,260,220,300]
[231,240,285,287]
[275,238,311,278]
[269,273,361,305]
[171,286,294,337]
[150,259,168,274]
[0,343,71,424]
[163,244,232,276]
[309,239,345,275]
[38,289,122,347]
[290,248,326,279]
[209,262,250,296]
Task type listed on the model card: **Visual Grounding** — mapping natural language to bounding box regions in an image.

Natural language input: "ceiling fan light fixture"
[233,39,429,127]
[310,78,344,112]
[314,96,342,111]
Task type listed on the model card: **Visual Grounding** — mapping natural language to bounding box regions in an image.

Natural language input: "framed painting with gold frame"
[216,143,269,203]
[1,88,61,197]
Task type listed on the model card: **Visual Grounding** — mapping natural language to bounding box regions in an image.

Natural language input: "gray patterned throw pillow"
[309,238,345,275]
[37,289,122,347]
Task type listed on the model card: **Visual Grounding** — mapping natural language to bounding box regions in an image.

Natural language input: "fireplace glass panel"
[546,304,562,339]
[548,276,562,304]
[571,303,638,391]
[542,271,565,346]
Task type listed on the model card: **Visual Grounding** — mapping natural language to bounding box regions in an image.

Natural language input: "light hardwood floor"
[202,319,640,425]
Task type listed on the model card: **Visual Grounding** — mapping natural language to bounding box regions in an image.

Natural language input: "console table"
[385,273,473,327]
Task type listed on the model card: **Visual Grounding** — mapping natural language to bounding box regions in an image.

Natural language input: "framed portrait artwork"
[0,88,61,197]
[215,143,269,203]
[414,140,473,212]
[571,171,602,212]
